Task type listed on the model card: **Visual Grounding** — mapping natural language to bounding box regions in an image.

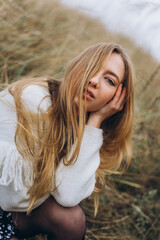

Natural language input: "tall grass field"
[0,0,160,239]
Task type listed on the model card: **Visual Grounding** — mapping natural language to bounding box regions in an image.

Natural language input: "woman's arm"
[52,125,103,207]
[0,85,51,211]
[52,85,126,207]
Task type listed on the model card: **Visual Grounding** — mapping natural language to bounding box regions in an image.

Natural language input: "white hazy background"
[61,0,160,63]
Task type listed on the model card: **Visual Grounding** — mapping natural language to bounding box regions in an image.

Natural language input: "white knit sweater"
[0,85,103,212]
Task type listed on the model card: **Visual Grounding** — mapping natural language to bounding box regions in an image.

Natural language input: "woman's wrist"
[87,114,102,128]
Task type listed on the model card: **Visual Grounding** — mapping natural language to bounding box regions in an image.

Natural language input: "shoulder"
[21,83,51,113]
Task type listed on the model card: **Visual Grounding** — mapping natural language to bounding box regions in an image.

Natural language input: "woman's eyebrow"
[103,70,120,83]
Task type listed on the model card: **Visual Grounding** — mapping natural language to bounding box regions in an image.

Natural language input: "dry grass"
[0,0,160,239]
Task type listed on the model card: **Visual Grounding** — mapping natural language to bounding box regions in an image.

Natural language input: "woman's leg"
[12,196,86,240]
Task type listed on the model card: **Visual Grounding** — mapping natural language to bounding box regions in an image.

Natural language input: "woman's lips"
[83,88,95,100]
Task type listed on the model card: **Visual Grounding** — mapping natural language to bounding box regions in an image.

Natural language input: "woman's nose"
[89,76,100,88]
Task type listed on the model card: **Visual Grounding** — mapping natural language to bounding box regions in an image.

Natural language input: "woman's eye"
[104,77,115,86]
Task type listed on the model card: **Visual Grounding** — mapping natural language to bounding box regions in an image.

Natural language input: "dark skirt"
[0,208,16,239]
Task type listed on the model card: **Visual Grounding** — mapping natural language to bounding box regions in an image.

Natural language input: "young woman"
[0,42,134,240]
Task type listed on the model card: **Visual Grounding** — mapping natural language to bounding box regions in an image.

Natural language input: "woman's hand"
[87,84,126,128]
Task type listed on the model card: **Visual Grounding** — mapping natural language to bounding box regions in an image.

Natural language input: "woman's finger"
[117,86,126,105]
[112,84,123,104]
[106,86,126,113]
[116,87,126,111]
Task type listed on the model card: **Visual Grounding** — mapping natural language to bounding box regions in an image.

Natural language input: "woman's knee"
[63,206,86,240]
[46,198,86,239]
[63,205,86,235]
[11,197,86,239]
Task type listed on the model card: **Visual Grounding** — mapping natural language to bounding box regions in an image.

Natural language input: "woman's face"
[75,52,125,112]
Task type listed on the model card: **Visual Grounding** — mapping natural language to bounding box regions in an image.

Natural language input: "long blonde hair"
[8,42,134,214]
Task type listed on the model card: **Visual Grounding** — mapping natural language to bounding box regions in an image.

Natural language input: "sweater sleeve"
[51,125,103,207]
[0,86,51,211]
[21,84,51,114]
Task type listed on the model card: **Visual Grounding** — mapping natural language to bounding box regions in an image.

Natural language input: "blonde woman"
[0,43,134,240]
